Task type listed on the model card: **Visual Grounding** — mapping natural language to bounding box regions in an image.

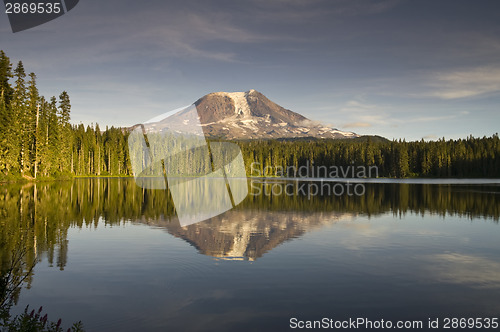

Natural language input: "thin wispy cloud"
[252,0,400,18]
[339,100,391,127]
[337,97,469,137]
[3,0,500,140]
[8,3,298,68]
[343,122,372,128]
[428,67,500,99]
[409,115,457,122]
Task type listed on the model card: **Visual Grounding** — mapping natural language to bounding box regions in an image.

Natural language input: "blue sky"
[2,0,500,141]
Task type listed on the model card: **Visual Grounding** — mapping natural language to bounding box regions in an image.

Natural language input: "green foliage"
[235,135,500,178]
[0,51,131,179]
[0,50,498,180]
[1,305,84,332]
[0,233,84,332]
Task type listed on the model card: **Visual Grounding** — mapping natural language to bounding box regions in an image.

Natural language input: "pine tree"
[11,61,27,175]
[47,96,60,175]
[27,72,39,177]
[0,51,13,175]
[58,91,72,174]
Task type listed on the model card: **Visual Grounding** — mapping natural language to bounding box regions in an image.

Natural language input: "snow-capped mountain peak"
[130,90,358,140]
[194,89,358,139]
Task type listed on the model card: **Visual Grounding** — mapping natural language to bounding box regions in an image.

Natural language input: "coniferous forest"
[1,50,499,180]
[0,50,129,180]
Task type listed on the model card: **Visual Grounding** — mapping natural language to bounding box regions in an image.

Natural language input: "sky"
[1,0,500,141]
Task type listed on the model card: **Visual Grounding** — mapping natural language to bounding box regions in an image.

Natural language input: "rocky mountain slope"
[131,89,358,140]
[194,89,358,139]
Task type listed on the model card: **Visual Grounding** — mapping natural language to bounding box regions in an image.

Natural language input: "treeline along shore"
[1,50,499,181]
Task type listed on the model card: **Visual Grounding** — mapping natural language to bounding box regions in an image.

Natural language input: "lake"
[1,178,500,331]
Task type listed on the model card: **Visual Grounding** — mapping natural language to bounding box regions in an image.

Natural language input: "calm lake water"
[1,178,500,331]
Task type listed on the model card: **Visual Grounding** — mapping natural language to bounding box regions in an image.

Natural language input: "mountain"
[132,89,358,140]
[164,210,356,261]
[194,89,358,139]
[138,209,356,261]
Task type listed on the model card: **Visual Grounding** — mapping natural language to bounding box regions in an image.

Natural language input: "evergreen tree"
[27,72,39,177]
[58,91,72,174]
[0,51,13,175]
[11,61,27,175]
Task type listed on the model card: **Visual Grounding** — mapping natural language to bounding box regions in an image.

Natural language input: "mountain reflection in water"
[1,178,499,271]
[164,209,354,261]
[1,178,500,331]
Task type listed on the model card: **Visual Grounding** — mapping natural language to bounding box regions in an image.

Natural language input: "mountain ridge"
[194,89,358,139]
[130,89,358,140]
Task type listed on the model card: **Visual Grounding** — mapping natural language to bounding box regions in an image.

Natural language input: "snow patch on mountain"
[132,90,359,140]
[212,91,251,117]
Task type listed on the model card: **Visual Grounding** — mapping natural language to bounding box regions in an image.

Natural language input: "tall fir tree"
[27,72,39,177]
[58,91,72,174]
[0,51,13,174]
[11,61,27,175]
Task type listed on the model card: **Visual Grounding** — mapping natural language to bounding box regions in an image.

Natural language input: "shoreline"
[2,174,500,185]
